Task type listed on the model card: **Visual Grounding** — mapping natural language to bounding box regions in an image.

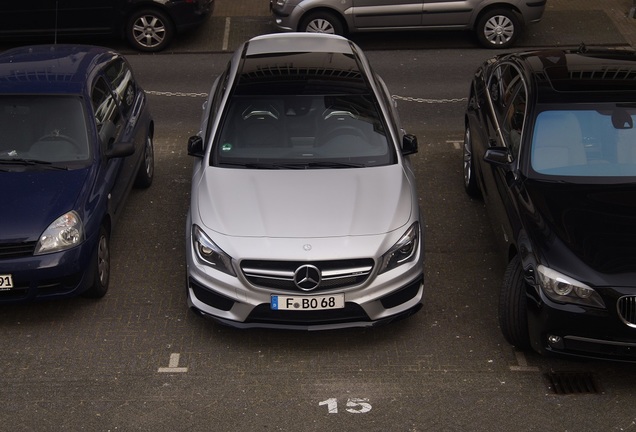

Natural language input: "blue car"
[0,45,154,302]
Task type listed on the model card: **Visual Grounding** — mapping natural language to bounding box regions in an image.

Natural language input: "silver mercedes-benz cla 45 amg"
[186,33,424,329]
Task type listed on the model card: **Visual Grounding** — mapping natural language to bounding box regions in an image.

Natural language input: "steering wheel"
[35,133,81,151]
[318,126,367,147]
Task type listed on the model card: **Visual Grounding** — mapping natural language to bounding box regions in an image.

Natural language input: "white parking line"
[158,353,188,373]
[223,17,231,51]
[509,350,539,372]
[447,139,462,150]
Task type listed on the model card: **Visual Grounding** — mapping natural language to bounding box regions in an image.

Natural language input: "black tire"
[126,9,175,52]
[134,133,154,188]
[84,226,110,299]
[476,8,521,49]
[300,11,344,35]
[462,124,481,198]
[498,255,531,350]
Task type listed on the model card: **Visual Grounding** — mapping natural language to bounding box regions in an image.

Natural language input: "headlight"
[378,222,420,275]
[537,265,605,308]
[34,211,84,255]
[192,225,236,276]
[273,0,287,6]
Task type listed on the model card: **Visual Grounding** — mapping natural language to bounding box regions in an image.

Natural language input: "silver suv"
[271,0,546,49]
[186,33,424,329]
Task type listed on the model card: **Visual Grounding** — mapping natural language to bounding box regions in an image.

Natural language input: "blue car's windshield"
[0,96,89,165]
[530,107,636,178]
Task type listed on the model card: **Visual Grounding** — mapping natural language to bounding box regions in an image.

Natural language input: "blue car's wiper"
[0,158,68,170]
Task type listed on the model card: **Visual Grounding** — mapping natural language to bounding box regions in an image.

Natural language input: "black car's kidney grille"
[241,259,374,293]
[0,242,36,259]
[617,296,636,327]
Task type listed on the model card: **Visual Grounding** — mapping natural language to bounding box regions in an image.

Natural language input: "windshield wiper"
[276,161,366,169]
[0,158,68,170]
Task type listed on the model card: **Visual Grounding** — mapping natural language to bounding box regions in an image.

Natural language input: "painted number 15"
[319,398,372,414]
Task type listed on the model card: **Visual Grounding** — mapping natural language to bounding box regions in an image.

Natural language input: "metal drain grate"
[544,372,602,395]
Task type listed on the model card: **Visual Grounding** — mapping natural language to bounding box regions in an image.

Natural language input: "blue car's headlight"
[537,265,605,309]
[34,211,84,255]
[378,222,420,275]
[192,225,236,276]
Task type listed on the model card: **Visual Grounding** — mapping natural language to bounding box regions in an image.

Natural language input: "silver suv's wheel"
[300,11,344,35]
[476,9,520,49]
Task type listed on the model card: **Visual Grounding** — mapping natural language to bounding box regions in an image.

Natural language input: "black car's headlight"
[537,265,605,309]
[192,225,236,276]
[378,222,420,275]
[34,211,84,255]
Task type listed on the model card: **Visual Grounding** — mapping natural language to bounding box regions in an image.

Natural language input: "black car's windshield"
[212,94,395,168]
[530,106,636,180]
[0,96,90,166]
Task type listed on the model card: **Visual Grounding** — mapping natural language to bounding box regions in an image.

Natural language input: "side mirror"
[187,136,204,157]
[484,147,513,169]
[105,141,135,159]
[401,133,418,155]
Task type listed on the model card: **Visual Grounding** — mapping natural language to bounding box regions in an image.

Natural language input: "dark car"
[0,44,154,302]
[463,46,636,361]
[0,0,213,52]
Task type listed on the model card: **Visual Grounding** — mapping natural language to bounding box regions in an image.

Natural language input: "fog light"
[547,335,563,348]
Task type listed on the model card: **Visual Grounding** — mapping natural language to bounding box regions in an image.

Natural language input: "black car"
[463,46,636,362]
[0,0,213,52]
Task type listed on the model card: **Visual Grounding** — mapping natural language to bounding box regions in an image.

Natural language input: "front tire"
[134,133,154,188]
[476,9,520,49]
[498,256,531,350]
[463,124,480,198]
[84,226,110,299]
[300,11,344,35]
[126,9,175,52]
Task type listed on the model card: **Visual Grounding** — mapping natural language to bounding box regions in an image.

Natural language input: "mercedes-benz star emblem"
[294,264,321,291]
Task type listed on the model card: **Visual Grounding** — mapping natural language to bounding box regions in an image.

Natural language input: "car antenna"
[54,0,58,44]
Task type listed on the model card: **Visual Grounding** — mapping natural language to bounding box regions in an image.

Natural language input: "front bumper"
[0,238,97,303]
[528,287,636,362]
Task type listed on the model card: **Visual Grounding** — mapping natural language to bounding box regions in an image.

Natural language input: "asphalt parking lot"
[2,2,636,431]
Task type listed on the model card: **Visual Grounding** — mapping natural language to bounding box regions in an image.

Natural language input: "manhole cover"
[544,372,602,395]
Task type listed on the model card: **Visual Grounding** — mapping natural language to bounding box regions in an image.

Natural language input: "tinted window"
[91,76,122,147]
[104,59,136,117]
[212,94,393,168]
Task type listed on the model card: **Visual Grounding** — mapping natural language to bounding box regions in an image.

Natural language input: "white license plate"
[0,274,14,290]
[271,294,345,311]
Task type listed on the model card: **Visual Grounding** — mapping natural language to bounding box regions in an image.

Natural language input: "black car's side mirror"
[188,136,204,157]
[484,147,513,169]
[402,133,418,155]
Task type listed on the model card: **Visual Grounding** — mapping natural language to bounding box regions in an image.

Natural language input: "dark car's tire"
[499,255,531,350]
[476,8,521,49]
[463,124,481,198]
[134,133,155,188]
[126,9,175,52]
[84,226,111,299]
[300,11,344,35]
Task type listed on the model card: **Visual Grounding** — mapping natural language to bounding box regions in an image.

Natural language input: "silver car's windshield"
[0,96,89,165]
[530,106,636,179]
[212,94,395,168]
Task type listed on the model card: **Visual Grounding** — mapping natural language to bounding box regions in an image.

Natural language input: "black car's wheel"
[84,226,110,299]
[134,133,154,188]
[300,11,344,35]
[476,9,520,49]
[499,255,531,350]
[126,9,175,52]
[463,124,481,198]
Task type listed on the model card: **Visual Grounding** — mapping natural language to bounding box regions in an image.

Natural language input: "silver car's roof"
[245,33,354,56]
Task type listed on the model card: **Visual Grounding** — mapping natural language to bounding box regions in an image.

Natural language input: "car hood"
[524,180,636,276]
[0,169,89,242]
[195,165,414,238]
